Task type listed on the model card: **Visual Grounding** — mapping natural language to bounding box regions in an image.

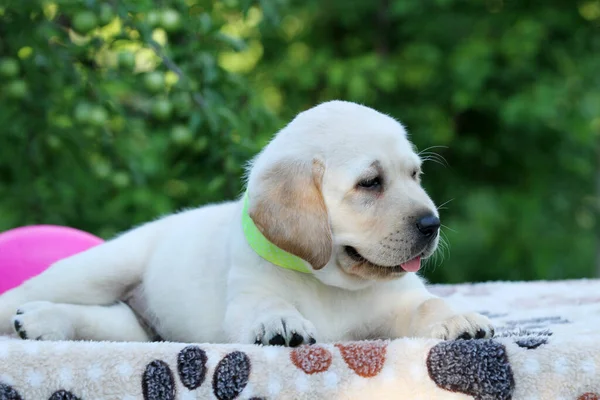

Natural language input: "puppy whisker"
[417,147,449,168]
[420,155,448,168]
[417,145,449,154]
[439,230,451,262]
[440,223,456,233]
[436,198,454,211]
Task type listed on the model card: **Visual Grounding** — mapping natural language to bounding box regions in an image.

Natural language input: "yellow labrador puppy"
[0,101,493,345]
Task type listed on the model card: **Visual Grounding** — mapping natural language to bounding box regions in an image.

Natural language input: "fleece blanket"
[1,279,599,400]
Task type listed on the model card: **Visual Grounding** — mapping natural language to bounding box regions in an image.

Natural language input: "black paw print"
[142,345,263,400]
[427,340,515,400]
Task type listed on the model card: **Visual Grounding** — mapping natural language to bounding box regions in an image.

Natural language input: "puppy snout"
[416,214,440,238]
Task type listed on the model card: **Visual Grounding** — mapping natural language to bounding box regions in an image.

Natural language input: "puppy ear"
[248,158,332,270]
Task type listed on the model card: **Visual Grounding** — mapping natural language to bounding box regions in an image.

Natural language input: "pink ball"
[0,225,104,295]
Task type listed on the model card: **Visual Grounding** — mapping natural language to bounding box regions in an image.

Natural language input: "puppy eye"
[411,169,419,180]
[357,176,382,190]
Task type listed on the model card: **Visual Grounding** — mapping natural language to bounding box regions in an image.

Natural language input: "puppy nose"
[416,214,440,238]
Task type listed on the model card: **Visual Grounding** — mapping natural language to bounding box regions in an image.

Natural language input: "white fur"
[0,101,493,345]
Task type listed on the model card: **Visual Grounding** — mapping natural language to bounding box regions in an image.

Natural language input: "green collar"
[241,190,311,274]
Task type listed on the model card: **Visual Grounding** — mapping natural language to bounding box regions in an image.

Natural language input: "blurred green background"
[1,0,599,284]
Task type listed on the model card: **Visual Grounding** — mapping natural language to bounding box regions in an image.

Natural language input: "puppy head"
[246,100,439,288]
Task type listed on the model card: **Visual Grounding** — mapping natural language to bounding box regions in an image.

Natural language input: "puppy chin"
[312,260,379,291]
[346,261,409,281]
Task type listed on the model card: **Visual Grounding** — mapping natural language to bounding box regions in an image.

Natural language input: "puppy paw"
[410,298,494,341]
[251,315,317,347]
[11,301,74,341]
[429,312,495,341]
[0,303,17,334]
[0,291,28,334]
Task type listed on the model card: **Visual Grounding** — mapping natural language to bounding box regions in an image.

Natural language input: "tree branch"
[147,39,207,110]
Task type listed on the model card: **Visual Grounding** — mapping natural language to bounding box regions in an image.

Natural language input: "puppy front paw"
[0,291,28,334]
[428,312,495,341]
[410,298,494,341]
[251,315,317,347]
[11,301,74,341]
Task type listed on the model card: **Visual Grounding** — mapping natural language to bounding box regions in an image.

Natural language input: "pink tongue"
[401,256,421,272]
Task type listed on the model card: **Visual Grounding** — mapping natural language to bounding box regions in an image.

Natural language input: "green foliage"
[0,0,279,239]
[1,0,599,283]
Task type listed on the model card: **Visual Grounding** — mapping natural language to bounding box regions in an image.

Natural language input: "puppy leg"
[405,297,495,340]
[0,221,162,333]
[384,275,494,340]
[11,301,150,342]
[224,294,317,347]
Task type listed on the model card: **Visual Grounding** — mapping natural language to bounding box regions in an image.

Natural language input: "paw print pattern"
[142,360,176,400]
[514,335,548,350]
[0,383,81,400]
[141,348,253,400]
[140,342,390,399]
[289,341,389,378]
[578,394,600,400]
[48,390,81,400]
[177,345,208,390]
[427,340,515,400]
[3,329,593,400]
[335,342,387,378]
[0,383,22,400]
[290,345,333,374]
[212,351,252,400]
